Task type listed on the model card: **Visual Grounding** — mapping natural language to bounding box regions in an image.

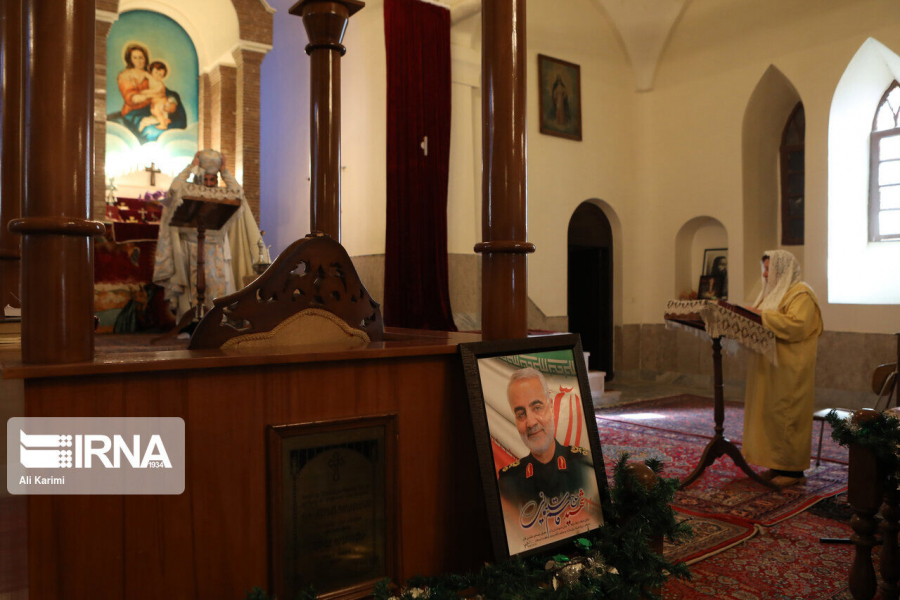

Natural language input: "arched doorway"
[568,202,613,377]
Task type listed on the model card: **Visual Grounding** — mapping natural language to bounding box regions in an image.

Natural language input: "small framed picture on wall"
[702,248,728,300]
[698,275,723,300]
[538,54,582,141]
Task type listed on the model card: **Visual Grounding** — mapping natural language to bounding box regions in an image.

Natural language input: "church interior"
[2,0,900,598]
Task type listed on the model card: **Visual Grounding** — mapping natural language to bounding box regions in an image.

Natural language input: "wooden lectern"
[665,300,779,491]
[160,195,241,337]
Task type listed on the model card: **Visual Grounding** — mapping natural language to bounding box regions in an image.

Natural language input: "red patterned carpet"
[663,512,857,599]
[665,508,757,564]
[597,394,848,464]
[597,418,848,525]
[597,395,856,599]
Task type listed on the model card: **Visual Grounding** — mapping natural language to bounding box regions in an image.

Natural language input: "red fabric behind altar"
[94,198,174,332]
[383,0,456,331]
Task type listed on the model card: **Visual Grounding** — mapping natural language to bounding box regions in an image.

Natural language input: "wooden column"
[291,0,365,242]
[9,0,105,363]
[475,0,534,340]
[848,443,882,600]
[880,487,900,600]
[0,0,23,315]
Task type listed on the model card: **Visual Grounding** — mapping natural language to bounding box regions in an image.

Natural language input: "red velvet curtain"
[383,0,456,331]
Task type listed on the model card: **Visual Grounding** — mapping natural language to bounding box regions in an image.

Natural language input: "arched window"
[870,81,900,241]
[780,103,805,245]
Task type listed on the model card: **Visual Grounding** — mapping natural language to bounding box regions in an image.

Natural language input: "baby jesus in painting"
[139,61,178,132]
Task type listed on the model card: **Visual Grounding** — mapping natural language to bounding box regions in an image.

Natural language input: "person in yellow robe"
[743,250,823,487]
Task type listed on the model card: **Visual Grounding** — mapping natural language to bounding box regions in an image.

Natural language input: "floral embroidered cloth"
[665,299,776,364]
[152,162,262,320]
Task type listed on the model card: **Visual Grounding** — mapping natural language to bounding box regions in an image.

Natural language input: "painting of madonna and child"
[105,10,199,175]
[466,339,608,558]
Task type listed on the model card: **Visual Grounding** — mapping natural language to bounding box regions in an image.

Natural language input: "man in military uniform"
[498,368,596,510]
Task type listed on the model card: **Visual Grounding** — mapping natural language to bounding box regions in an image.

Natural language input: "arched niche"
[674,216,728,298]
[117,0,241,72]
[741,65,801,297]
[566,199,623,376]
[828,38,900,304]
[94,0,273,220]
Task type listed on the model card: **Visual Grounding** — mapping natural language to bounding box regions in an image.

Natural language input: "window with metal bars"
[870,80,900,241]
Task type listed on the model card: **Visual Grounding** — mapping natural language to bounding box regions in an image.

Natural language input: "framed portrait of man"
[459,334,609,560]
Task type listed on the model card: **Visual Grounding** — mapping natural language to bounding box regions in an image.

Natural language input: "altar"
[95,196,174,333]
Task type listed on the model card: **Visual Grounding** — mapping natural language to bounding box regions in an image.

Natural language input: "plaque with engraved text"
[267,415,398,600]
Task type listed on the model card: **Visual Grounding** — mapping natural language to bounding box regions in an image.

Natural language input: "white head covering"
[197,149,223,175]
[753,250,802,311]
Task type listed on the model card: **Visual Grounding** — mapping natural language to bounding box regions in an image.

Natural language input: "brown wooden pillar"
[290,0,365,242]
[9,0,105,364]
[848,442,882,600]
[474,0,534,340]
[0,0,24,316]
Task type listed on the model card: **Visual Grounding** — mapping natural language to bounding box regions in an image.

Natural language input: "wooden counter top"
[0,328,483,380]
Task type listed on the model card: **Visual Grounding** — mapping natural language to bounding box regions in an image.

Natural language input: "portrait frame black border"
[458,333,610,562]
[702,248,728,277]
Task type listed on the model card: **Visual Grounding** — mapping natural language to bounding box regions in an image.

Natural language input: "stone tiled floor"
[599,377,745,407]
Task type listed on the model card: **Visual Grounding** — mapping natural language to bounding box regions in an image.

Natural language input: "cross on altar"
[137,207,148,222]
[145,162,162,186]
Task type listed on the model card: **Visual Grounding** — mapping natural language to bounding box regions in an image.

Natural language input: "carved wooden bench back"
[189,233,383,349]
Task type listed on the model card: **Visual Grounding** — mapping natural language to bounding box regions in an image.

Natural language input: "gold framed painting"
[538,54,582,141]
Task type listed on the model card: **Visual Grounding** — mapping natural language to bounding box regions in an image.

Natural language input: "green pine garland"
[248,456,692,600]
[826,409,900,485]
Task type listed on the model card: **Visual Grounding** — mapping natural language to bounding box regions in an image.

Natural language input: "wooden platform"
[0,329,493,599]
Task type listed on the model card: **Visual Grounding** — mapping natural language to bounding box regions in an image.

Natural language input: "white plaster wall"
[332,0,638,321]
[741,66,802,295]
[523,0,639,324]
[638,0,900,333]
[341,3,389,257]
[259,0,311,256]
[341,1,483,257]
[259,0,900,335]
[828,39,900,306]
[673,216,728,298]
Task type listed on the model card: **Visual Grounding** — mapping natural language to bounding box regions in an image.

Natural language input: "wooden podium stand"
[158,195,241,338]
[665,301,779,491]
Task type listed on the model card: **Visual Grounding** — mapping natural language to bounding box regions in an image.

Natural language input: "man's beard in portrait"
[521,421,555,457]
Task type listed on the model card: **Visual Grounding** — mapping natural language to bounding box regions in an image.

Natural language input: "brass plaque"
[269,417,395,600]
